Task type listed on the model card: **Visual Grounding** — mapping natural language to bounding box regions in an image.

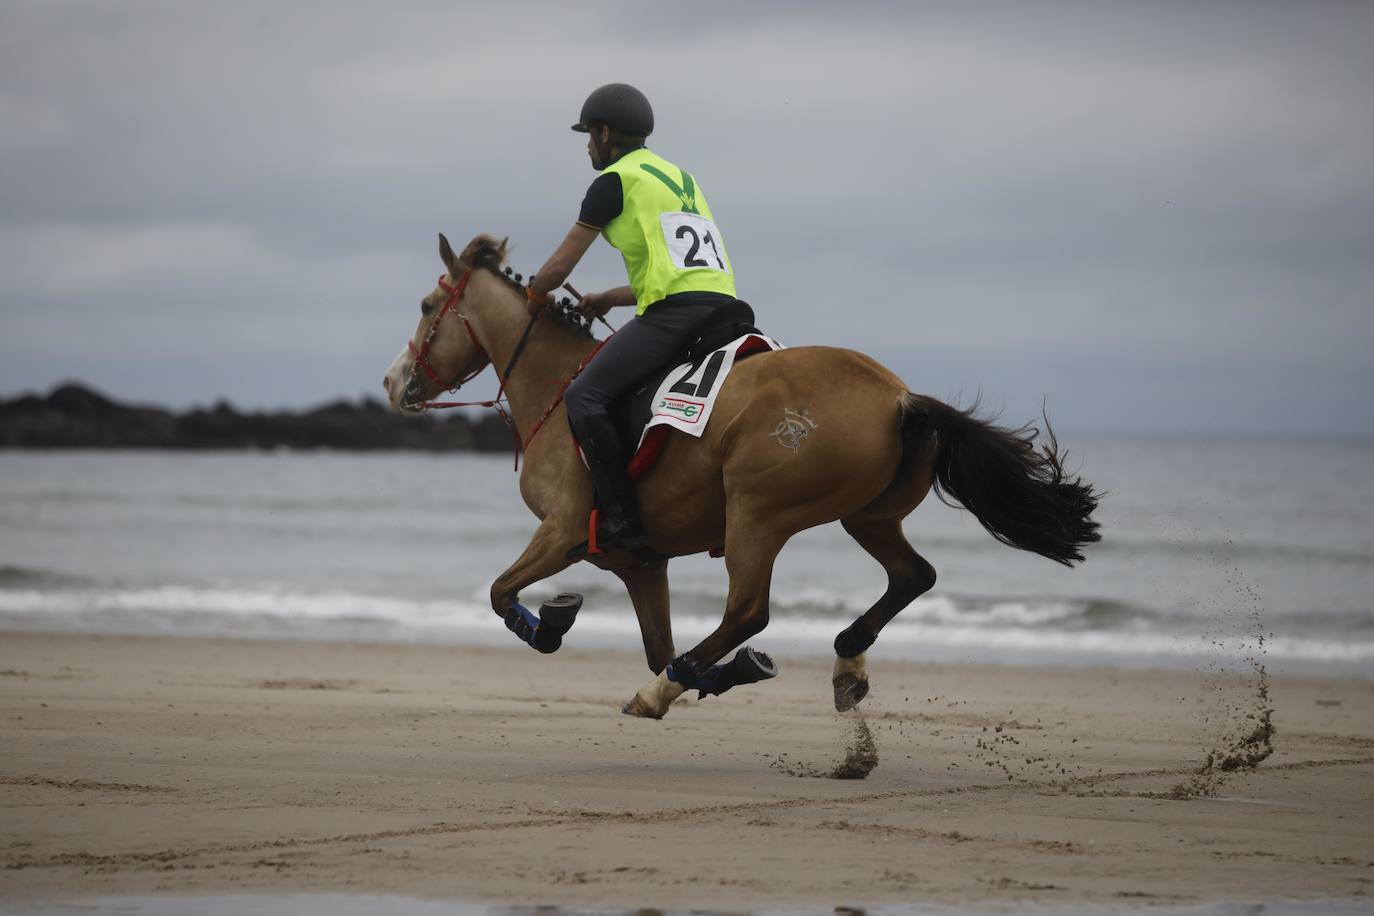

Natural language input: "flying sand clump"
[828,713,880,779]
[1167,571,1277,799]
[1167,660,1276,799]
[770,711,879,780]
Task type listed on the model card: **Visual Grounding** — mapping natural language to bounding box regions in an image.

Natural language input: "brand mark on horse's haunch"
[771,408,818,452]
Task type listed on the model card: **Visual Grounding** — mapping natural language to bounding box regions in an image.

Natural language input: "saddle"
[609,300,771,480]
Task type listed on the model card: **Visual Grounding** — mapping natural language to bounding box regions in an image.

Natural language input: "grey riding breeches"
[564,300,725,425]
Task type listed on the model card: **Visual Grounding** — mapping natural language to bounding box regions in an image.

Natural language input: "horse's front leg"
[613,561,675,674]
[490,519,584,653]
[623,530,785,718]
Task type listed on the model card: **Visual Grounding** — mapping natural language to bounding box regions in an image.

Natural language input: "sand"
[2,631,1371,909]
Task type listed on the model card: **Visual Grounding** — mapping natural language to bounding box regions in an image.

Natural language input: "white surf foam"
[2,583,1369,666]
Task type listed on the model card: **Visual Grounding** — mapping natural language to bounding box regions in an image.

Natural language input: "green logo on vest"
[640,164,700,214]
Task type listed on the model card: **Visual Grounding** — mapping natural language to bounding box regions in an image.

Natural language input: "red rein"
[407,270,606,471]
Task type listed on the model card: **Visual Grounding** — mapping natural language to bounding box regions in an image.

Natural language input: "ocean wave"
[2,582,1370,665]
[497,579,1155,630]
[771,531,1374,568]
[1083,536,1374,567]
[0,584,456,623]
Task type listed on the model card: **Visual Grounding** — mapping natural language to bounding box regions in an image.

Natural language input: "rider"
[526,83,738,554]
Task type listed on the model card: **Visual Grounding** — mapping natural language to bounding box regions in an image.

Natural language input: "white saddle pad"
[636,333,784,449]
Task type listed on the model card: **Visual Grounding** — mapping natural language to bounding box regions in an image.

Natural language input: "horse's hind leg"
[613,561,675,674]
[832,514,937,711]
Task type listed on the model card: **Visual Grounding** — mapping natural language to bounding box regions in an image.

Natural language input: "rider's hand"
[578,291,612,319]
[525,287,551,317]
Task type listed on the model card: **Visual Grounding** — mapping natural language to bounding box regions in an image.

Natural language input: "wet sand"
[2,631,1371,908]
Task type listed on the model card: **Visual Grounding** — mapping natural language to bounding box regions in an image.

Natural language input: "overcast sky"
[2,1,1371,437]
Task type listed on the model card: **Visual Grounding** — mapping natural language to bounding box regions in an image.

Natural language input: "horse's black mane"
[465,237,595,340]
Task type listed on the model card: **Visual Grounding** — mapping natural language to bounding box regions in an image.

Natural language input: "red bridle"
[402,268,612,471]
[406,271,488,394]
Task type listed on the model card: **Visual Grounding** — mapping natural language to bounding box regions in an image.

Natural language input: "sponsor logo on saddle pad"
[637,334,783,448]
[657,396,705,422]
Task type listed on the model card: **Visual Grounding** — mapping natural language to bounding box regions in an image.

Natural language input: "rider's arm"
[528,223,599,305]
[598,286,637,308]
[529,172,623,312]
[577,285,635,318]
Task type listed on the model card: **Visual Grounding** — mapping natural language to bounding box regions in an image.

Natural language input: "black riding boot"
[570,415,650,557]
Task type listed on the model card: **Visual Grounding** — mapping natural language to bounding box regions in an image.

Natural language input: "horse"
[383,233,1100,718]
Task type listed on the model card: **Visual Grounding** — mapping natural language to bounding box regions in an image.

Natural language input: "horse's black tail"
[900,394,1101,566]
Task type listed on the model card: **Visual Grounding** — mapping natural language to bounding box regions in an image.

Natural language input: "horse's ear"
[438,233,458,273]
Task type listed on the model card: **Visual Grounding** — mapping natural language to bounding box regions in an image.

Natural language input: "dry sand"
[2,631,1371,909]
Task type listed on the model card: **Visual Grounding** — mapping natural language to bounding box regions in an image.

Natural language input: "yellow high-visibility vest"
[601,148,736,315]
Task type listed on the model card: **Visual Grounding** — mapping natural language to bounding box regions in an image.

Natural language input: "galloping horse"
[384,233,1100,718]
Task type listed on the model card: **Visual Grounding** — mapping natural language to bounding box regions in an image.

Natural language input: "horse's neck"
[467,272,597,436]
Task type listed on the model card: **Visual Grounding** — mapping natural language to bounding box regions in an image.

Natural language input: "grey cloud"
[1,1,1371,435]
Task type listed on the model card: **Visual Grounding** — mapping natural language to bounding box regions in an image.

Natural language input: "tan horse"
[383,234,1100,718]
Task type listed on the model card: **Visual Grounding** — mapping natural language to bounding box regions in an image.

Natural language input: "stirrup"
[566,509,659,565]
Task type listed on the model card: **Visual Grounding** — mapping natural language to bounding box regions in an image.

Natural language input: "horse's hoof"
[530,593,582,653]
[729,646,779,686]
[538,593,582,629]
[621,671,684,719]
[832,652,869,712]
[832,672,870,712]
[620,695,664,719]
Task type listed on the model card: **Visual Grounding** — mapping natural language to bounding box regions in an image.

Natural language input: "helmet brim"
[570,123,589,133]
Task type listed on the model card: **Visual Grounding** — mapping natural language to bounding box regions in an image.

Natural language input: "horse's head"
[383,232,509,413]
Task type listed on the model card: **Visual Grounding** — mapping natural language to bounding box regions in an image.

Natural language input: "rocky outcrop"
[0,383,516,451]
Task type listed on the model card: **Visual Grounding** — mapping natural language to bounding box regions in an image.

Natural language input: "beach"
[3,631,1370,909]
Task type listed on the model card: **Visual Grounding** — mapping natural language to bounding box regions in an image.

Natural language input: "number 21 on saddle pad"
[638,333,783,448]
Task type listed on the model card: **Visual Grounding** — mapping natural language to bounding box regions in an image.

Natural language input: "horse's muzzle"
[398,371,428,412]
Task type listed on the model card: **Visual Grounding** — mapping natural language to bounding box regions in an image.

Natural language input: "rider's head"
[572,83,653,170]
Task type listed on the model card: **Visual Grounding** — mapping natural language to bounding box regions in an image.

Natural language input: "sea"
[1,441,1371,679]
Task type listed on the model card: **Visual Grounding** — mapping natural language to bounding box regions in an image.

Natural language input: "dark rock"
[0,383,499,452]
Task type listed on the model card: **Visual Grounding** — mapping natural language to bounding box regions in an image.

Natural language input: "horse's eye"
[421,301,434,315]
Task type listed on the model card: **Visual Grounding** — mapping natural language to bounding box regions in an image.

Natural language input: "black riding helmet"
[571,83,654,137]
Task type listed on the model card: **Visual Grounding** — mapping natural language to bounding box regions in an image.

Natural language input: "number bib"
[660,212,728,272]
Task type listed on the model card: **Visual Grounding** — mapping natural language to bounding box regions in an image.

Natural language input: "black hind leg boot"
[569,415,651,558]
